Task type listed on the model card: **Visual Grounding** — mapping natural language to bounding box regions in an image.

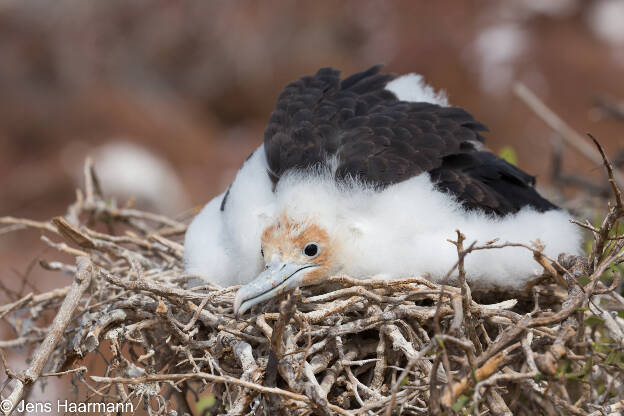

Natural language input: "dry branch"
[0,152,623,415]
[513,82,624,187]
[1,257,93,415]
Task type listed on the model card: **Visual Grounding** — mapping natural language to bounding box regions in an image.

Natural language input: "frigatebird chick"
[184,66,581,317]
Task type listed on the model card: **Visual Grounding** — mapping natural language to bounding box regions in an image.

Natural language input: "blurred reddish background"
[2,0,624,411]
[3,0,624,305]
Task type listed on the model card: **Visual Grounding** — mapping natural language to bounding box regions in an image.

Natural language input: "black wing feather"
[263,66,557,216]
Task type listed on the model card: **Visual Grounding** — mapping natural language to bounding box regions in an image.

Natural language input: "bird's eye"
[303,242,319,258]
[260,247,264,257]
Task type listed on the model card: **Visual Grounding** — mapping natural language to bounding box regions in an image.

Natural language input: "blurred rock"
[470,23,529,95]
[587,0,624,46]
[63,140,190,215]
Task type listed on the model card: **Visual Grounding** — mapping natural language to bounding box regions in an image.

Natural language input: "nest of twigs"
[1,146,624,416]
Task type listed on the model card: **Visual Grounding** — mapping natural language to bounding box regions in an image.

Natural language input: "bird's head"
[233,214,335,317]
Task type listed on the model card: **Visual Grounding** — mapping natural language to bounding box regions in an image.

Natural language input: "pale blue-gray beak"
[233,260,318,318]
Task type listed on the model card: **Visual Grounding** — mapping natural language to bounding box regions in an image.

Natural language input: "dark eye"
[303,242,319,258]
[260,247,264,257]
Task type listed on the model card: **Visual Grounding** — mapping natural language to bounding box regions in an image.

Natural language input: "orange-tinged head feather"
[260,213,334,285]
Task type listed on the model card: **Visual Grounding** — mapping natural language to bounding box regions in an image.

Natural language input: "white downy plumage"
[184,73,581,290]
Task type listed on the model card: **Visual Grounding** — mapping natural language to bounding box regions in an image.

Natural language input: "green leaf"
[436,337,445,349]
[592,341,612,354]
[451,395,470,412]
[575,307,589,312]
[605,350,624,369]
[578,275,592,287]
[400,376,409,386]
[565,357,592,381]
[195,394,217,414]
[597,383,606,395]
[498,146,518,166]
[556,359,571,377]
[585,315,605,328]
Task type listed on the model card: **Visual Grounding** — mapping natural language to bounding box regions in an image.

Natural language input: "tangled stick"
[0,146,623,415]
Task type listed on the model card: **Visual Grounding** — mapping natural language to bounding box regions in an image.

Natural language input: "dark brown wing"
[429,152,557,215]
[263,66,557,216]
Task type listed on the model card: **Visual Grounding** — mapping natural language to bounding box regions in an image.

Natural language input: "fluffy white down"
[385,73,448,106]
[184,148,274,287]
[184,74,581,289]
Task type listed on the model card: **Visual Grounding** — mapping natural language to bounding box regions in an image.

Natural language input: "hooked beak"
[233,260,318,318]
